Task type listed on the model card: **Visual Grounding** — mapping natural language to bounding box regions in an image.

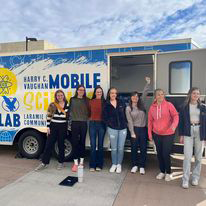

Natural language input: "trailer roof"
[0,38,200,57]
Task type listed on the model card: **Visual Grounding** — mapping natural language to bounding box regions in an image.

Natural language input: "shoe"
[191,179,199,186]
[182,182,189,189]
[109,164,117,173]
[90,168,95,172]
[35,163,47,171]
[140,168,145,175]
[57,163,64,170]
[165,174,172,181]
[131,166,138,173]
[156,172,165,180]
[96,167,102,171]
[72,164,78,172]
[116,164,122,173]
[80,163,84,168]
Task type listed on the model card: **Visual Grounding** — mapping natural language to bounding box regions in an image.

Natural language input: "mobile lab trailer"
[0,38,202,160]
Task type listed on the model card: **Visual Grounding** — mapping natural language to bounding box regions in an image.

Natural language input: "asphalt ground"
[0,145,206,206]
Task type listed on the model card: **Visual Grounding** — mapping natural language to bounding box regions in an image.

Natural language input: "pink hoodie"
[148,99,179,140]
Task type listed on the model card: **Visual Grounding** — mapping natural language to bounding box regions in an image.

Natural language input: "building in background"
[0,40,58,53]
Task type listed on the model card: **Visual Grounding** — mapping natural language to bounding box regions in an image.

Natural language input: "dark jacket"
[103,99,127,130]
[179,103,206,140]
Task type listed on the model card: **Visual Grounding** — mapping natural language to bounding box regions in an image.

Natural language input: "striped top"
[46,102,69,127]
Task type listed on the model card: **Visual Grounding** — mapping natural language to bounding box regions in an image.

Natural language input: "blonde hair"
[154,88,165,100]
[47,103,57,118]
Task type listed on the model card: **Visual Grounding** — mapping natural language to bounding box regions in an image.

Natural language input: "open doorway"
[110,53,155,108]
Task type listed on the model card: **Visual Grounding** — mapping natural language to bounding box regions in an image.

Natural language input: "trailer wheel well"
[13,128,46,144]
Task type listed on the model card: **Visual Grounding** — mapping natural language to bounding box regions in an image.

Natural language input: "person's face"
[56,92,64,102]
[155,90,165,103]
[131,94,139,104]
[95,88,103,99]
[191,90,200,102]
[109,89,117,100]
[77,87,85,97]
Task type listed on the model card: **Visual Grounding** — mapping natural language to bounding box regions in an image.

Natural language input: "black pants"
[131,127,147,168]
[153,133,174,174]
[71,121,87,159]
[42,122,67,164]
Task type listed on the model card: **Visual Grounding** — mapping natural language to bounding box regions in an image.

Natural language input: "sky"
[1,0,206,48]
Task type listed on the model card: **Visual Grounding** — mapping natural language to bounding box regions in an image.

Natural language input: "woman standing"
[70,85,89,172]
[179,87,206,189]
[35,90,69,171]
[126,77,151,175]
[103,87,127,173]
[89,86,106,172]
[148,89,179,181]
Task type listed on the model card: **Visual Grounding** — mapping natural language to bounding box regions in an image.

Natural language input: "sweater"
[148,99,179,140]
[125,83,150,136]
[70,97,89,121]
[103,99,127,130]
[89,99,103,121]
[46,102,69,127]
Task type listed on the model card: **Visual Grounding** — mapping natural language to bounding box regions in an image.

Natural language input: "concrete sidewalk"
[114,155,206,206]
[0,146,206,206]
[0,145,39,189]
[0,159,127,206]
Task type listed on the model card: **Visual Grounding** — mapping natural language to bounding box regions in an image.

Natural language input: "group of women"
[35,77,206,189]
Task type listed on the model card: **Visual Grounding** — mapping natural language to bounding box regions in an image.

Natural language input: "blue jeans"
[183,126,203,184]
[131,127,147,168]
[107,127,127,165]
[89,121,106,169]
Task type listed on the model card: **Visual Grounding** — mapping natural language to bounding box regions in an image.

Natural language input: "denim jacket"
[103,99,127,130]
[179,103,206,140]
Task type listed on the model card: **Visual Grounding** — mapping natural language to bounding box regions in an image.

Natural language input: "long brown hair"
[129,91,145,112]
[54,89,67,103]
[106,87,118,101]
[184,87,201,106]
[73,85,87,99]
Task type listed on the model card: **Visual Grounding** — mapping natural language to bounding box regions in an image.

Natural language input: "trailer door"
[108,50,158,104]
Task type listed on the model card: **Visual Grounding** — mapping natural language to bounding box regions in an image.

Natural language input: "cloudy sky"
[1,0,206,48]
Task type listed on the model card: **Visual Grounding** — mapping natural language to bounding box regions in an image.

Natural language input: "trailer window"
[169,61,192,94]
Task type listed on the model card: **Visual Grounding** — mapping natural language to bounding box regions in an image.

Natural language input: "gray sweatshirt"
[126,83,150,136]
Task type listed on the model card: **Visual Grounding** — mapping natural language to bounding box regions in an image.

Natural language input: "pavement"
[0,145,206,206]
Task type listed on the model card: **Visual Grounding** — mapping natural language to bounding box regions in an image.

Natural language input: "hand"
[179,136,184,144]
[131,134,136,138]
[145,77,151,84]
[148,136,152,141]
[47,128,50,136]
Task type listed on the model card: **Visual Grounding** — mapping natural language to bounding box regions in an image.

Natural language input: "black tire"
[54,137,73,161]
[18,130,45,159]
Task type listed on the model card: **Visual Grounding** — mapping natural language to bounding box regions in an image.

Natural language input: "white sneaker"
[165,174,172,181]
[139,168,145,175]
[131,166,138,173]
[35,163,47,171]
[182,182,189,189]
[191,179,198,186]
[57,163,64,170]
[109,164,117,173]
[116,164,122,173]
[156,172,165,180]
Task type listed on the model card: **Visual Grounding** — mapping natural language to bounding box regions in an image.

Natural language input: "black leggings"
[71,121,87,159]
[42,122,67,164]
